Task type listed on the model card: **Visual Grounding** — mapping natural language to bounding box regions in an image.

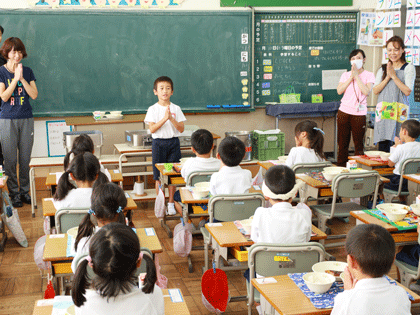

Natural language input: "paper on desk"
[352,210,365,214]
[44,198,53,201]
[37,299,55,306]
[255,277,277,284]
[66,235,76,257]
[253,185,261,190]
[125,192,130,198]
[207,223,223,227]
[145,228,155,236]
[55,172,64,185]
[168,289,183,303]
[407,174,420,181]
[52,296,74,315]
[49,234,65,238]
[113,169,120,173]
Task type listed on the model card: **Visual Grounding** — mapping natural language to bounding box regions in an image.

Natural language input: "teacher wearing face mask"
[336,49,375,167]
[373,36,415,153]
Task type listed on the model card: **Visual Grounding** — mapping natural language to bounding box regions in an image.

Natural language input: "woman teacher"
[0,37,38,207]
[336,49,375,166]
[373,36,415,152]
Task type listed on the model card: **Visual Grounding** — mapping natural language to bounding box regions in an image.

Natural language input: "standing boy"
[144,76,186,215]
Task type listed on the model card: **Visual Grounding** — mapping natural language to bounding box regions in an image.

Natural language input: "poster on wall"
[358,12,383,46]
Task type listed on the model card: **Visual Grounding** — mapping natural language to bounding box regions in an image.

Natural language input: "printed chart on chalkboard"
[254,12,358,105]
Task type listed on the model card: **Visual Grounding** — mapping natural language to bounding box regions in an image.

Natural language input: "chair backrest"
[75,247,153,277]
[248,242,326,306]
[208,193,265,222]
[55,208,90,234]
[186,170,217,186]
[292,161,333,174]
[396,158,420,195]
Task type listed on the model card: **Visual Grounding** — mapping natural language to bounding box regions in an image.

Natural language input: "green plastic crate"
[252,131,285,161]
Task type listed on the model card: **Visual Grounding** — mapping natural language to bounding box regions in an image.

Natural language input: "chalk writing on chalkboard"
[254,12,357,105]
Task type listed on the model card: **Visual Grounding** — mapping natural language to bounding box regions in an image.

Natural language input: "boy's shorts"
[383,174,408,192]
[152,137,181,180]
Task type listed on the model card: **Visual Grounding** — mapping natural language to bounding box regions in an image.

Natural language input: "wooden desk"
[0,177,8,252]
[251,274,420,315]
[29,155,127,217]
[350,210,418,245]
[42,196,137,217]
[45,169,123,187]
[349,156,394,175]
[32,288,190,315]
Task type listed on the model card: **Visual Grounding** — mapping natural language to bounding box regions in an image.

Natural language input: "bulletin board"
[254,12,358,105]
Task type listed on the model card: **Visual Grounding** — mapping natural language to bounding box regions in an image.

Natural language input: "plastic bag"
[173,220,193,257]
[43,216,51,235]
[34,235,52,271]
[1,192,28,247]
[252,166,264,186]
[154,254,168,289]
[154,185,166,218]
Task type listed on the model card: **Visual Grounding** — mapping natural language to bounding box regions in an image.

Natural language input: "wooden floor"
[0,186,411,315]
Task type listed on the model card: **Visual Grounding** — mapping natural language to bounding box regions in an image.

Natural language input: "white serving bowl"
[180,157,192,166]
[377,203,409,222]
[194,182,211,190]
[92,111,106,118]
[278,156,288,163]
[322,167,346,181]
[312,261,348,281]
[303,272,335,294]
[67,226,79,239]
[365,151,383,158]
[192,187,210,199]
[109,111,122,115]
[410,204,420,216]
[379,152,391,161]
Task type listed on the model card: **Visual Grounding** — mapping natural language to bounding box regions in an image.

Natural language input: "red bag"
[44,274,55,299]
[201,264,230,313]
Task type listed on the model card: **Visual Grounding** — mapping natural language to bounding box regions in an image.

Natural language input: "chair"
[383,158,420,204]
[394,258,420,289]
[185,170,217,186]
[310,171,380,238]
[200,193,265,272]
[55,208,90,234]
[292,161,333,174]
[247,242,326,315]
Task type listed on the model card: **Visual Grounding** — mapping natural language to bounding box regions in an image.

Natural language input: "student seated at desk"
[285,120,326,168]
[173,129,220,214]
[53,152,108,210]
[244,165,311,283]
[64,134,111,181]
[385,119,420,195]
[72,223,164,315]
[331,224,411,315]
[71,182,127,273]
[209,136,252,196]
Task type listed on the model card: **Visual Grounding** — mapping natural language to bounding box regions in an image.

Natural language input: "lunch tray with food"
[363,208,417,230]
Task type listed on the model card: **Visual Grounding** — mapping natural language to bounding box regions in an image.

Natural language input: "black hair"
[381,36,406,81]
[75,182,127,251]
[72,223,157,307]
[265,165,296,199]
[153,76,173,90]
[218,136,245,167]
[191,129,214,155]
[54,152,108,201]
[0,26,4,35]
[295,120,325,160]
[64,134,95,170]
[401,119,420,139]
[349,49,366,61]
[346,224,395,278]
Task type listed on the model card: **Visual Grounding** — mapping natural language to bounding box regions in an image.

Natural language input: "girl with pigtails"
[71,182,127,273]
[72,222,164,315]
[52,152,108,211]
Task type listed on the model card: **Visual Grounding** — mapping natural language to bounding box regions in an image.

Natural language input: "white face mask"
[351,59,363,70]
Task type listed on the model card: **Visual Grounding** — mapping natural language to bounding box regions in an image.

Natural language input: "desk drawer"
[230,247,248,262]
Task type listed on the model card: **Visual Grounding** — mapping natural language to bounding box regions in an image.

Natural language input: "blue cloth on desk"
[265,102,340,117]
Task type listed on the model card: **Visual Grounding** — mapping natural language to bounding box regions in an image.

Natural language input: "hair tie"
[86,255,93,268]
[313,127,325,135]
[88,209,95,215]
[116,206,123,214]
[139,252,144,260]
[262,180,305,201]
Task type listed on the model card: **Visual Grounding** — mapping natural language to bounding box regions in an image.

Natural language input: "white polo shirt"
[285,146,324,168]
[209,165,252,196]
[181,157,221,180]
[389,141,420,175]
[144,102,186,139]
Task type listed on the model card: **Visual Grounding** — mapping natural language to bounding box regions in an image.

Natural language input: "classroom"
[1,0,420,314]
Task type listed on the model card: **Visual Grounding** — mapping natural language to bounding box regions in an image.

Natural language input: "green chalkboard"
[254,12,358,106]
[0,10,251,117]
[222,0,352,6]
